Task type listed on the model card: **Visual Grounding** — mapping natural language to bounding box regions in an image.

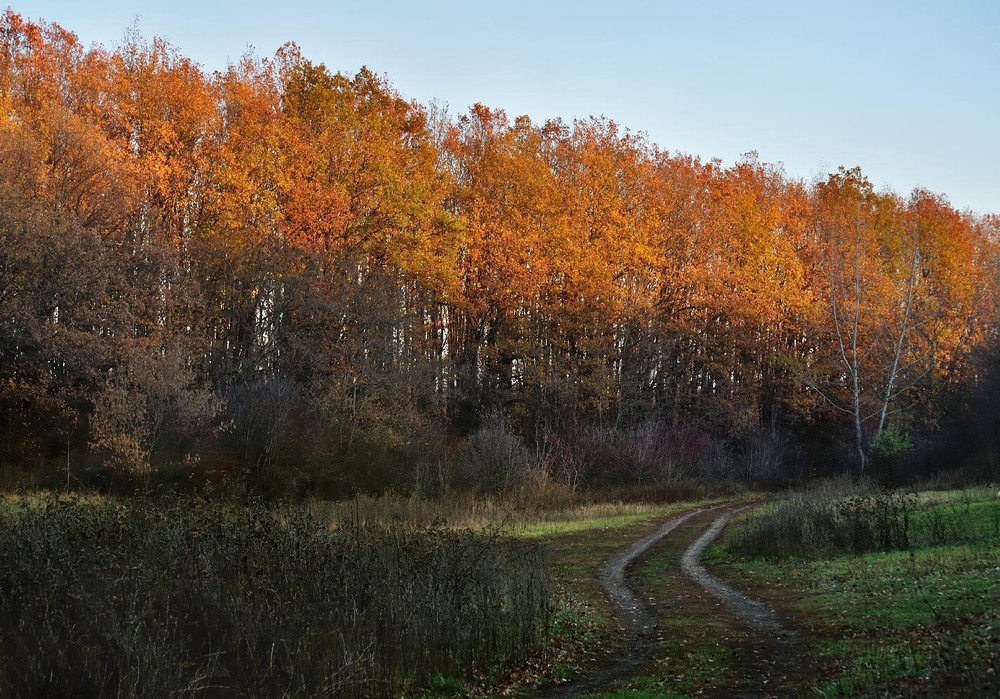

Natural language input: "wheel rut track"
[534,504,799,698]
[680,507,801,698]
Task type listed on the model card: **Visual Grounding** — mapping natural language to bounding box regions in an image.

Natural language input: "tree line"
[2,11,998,495]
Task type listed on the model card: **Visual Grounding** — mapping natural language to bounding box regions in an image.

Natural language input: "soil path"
[679,507,801,697]
[681,507,796,638]
[535,506,720,698]
[535,504,800,698]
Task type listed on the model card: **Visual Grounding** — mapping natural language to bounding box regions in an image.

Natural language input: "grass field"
[7,482,994,697]
[0,487,734,698]
[530,483,1000,698]
[709,484,1000,697]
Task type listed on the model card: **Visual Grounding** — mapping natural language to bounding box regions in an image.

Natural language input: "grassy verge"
[709,484,1000,697]
[0,496,550,698]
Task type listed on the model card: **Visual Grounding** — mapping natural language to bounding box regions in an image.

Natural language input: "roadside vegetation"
[0,496,550,698]
[711,481,1000,697]
[308,480,737,536]
[349,488,740,695]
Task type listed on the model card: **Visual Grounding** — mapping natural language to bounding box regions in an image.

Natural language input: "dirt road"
[536,504,799,698]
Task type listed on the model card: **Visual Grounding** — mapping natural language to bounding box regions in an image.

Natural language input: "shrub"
[449,411,545,494]
[868,426,912,479]
[544,421,733,489]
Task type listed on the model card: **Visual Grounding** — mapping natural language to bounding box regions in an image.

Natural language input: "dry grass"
[0,495,550,697]
[308,480,737,537]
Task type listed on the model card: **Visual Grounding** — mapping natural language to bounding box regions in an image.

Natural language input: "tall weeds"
[725,482,1000,559]
[724,483,916,559]
[0,496,550,697]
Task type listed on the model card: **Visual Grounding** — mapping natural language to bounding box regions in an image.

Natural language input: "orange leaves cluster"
[2,8,996,459]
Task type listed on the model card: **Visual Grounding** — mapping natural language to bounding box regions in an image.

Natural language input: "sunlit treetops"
[1,10,996,484]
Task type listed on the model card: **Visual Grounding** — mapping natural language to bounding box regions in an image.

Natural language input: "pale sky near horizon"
[15,1,1000,215]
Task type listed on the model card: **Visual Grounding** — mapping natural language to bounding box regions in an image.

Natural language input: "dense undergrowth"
[0,496,549,697]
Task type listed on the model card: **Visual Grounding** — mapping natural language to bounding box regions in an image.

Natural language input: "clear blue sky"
[17,1,1000,215]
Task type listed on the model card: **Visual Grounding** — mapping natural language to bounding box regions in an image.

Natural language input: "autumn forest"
[3,11,999,497]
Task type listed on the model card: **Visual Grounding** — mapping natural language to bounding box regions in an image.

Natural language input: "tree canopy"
[1,11,996,494]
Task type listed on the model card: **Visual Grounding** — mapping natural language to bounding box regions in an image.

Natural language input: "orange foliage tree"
[1,10,997,491]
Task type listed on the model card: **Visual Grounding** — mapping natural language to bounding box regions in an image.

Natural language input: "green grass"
[516,497,733,538]
[637,542,743,692]
[583,674,688,698]
[908,489,1000,545]
[711,485,1000,697]
[802,544,1000,697]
